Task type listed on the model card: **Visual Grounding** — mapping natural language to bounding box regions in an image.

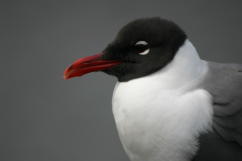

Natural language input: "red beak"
[64,53,121,80]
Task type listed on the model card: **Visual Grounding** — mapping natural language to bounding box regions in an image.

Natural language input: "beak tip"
[63,69,70,80]
[64,66,73,80]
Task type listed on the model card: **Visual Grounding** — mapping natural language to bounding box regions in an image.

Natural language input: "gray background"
[1,0,242,161]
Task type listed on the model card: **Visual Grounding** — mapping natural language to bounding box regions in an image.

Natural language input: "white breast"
[112,40,213,161]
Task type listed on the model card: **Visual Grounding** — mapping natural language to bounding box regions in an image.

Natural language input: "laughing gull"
[64,17,242,161]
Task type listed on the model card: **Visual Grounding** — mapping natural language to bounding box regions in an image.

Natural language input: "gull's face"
[64,17,186,82]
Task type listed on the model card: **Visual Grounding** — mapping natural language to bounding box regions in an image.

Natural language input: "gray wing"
[200,61,242,146]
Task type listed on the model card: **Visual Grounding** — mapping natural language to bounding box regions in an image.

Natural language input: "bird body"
[112,40,213,161]
[64,17,242,161]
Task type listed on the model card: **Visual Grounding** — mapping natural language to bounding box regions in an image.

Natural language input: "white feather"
[135,40,148,45]
[112,40,213,161]
[139,49,150,55]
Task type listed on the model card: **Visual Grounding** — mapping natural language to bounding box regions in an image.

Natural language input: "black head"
[101,17,187,82]
[64,17,187,81]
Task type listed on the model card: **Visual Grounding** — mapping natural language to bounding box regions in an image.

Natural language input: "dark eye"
[134,41,150,55]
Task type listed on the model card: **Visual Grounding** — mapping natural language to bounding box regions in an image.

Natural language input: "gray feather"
[200,61,242,146]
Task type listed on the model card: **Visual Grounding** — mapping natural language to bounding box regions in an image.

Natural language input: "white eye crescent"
[135,41,148,46]
[135,40,150,55]
[139,49,150,55]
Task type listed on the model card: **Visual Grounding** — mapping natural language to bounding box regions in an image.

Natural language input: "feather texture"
[194,62,242,161]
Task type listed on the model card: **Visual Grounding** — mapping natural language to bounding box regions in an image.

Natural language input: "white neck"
[112,39,212,161]
[120,39,208,90]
